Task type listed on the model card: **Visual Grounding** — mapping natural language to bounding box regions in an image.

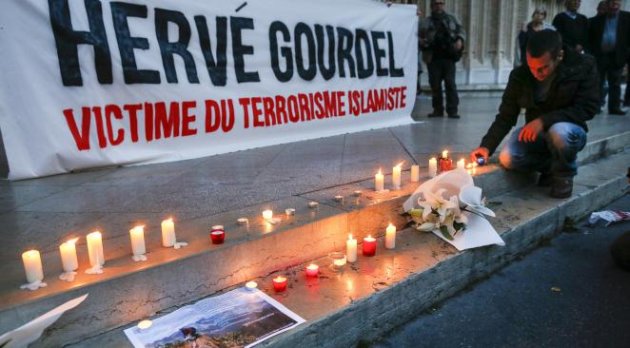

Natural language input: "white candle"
[129,226,146,256]
[59,238,79,272]
[411,165,420,182]
[346,234,358,263]
[161,218,176,247]
[245,281,258,290]
[457,158,466,170]
[22,249,44,283]
[392,163,402,189]
[442,150,449,159]
[262,209,273,220]
[86,231,105,267]
[385,223,396,249]
[375,168,384,191]
[428,157,438,178]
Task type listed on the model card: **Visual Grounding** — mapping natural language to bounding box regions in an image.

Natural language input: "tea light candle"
[375,168,384,191]
[305,263,319,277]
[129,226,146,257]
[439,150,453,172]
[363,235,377,256]
[137,320,152,330]
[237,217,249,225]
[411,165,420,182]
[272,276,288,292]
[59,238,79,272]
[86,231,105,267]
[353,190,362,197]
[161,218,176,247]
[245,281,258,290]
[210,225,225,244]
[333,255,347,268]
[346,234,358,263]
[262,209,273,221]
[428,157,437,177]
[22,250,44,283]
[385,223,396,249]
[457,158,466,170]
[392,163,402,189]
[308,201,319,208]
[333,195,343,202]
[285,208,295,216]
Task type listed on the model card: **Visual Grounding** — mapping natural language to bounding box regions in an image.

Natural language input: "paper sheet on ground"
[124,287,304,348]
[0,294,88,347]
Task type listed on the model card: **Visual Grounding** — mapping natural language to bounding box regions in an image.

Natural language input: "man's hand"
[518,118,544,143]
[454,39,463,51]
[470,147,489,164]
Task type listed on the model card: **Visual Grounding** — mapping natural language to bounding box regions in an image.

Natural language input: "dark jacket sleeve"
[539,55,599,130]
[480,69,522,155]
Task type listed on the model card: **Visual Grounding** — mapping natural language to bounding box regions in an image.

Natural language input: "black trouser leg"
[428,60,444,114]
[443,59,459,116]
[607,65,624,112]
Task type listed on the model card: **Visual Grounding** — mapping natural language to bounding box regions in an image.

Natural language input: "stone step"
[77,150,630,348]
[0,132,627,347]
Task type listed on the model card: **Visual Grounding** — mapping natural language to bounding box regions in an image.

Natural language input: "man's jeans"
[498,122,587,177]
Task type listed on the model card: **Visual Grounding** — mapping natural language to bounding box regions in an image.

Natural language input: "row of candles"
[375,150,478,191]
[20,218,205,285]
[21,150,475,289]
[246,223,398,293]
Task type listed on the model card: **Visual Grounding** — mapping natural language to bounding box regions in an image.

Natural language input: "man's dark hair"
[526,29,563,59]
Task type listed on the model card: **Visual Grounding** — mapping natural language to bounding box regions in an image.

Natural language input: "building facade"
[391,0,618,90]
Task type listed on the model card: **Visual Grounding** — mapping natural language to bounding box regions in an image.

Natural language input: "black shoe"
[550,176,573,199]
[427,112,444,118]
[609,108,626,115]
[537,172,552,187]
[447,114,460,119]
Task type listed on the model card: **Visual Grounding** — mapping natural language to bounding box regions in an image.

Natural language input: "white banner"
[0,0,417,180]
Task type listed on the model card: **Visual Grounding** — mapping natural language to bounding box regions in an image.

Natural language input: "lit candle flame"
[377,168,382,175]
[66,237,79,245]
[395,161,404,168]
[137,320,152,330]
[442,150,448,158]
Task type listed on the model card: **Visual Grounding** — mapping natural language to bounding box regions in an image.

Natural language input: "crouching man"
[470,29,598,198]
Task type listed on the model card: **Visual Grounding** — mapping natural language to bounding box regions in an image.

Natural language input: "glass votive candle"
[305,263,319,277]
[245,281,258,290]
[272,276,288,292]
[330,252,347,271]
[363,235,377,256]
[210,225,225,244]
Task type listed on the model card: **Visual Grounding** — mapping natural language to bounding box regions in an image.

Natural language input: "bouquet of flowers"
[403,169,504,251]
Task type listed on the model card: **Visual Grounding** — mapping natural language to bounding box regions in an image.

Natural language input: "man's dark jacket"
[587,11,630,68]
[480,48,599,155]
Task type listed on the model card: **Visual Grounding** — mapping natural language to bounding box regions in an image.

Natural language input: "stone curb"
[260,161,628,347]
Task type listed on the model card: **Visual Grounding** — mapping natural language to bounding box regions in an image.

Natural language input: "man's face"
[431,0,445,14]
[608,0,621,15]
[526,51,562,81]
[566,0,581,12]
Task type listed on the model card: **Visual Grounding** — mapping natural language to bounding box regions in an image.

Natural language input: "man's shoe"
[537,172,552,187]
[550,176,573,199]
[447,114,460,119]
[427,112,444,118]
[609,108,626,115]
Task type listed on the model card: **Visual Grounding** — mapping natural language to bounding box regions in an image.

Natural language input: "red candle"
[272,276,288,292]
[210,225,225,244]
[305,264,319,277]
[363,235,377,256]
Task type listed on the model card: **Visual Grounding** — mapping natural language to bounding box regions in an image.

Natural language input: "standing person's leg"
[428,59,444,117]
[443,59,460,118]
[544,122,586,198]
[607,57,625,114]
[624,58,630,107]
[597,57,607,110]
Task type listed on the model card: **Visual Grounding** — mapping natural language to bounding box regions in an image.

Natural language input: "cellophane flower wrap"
[403,169,504,251]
